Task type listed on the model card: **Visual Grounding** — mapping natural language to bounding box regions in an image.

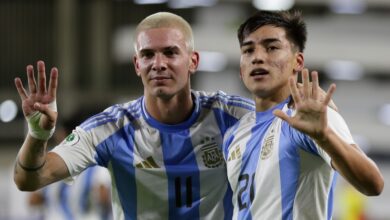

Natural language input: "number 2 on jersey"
[238,173,255,210]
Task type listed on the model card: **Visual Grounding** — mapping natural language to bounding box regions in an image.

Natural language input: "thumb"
[34,102,57,129]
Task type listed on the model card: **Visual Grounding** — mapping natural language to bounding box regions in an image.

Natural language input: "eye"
[141,51,154,59]
[242,47,254,54]
[267,46,278,52]
[164,50,175,57]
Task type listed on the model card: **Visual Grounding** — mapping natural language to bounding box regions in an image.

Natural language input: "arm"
[274,69,384,196]
[14,61,70,191]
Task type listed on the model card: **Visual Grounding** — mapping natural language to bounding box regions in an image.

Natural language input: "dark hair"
[237,10,307,52]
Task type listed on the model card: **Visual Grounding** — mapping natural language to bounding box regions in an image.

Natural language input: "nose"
[251,48,265,65]
[152,53,167,72]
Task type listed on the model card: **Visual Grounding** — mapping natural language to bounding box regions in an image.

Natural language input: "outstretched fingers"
[27,64,37,95]
[311,71,319,100]
[37,60,47,95]
[14,78,28,100]
[289,76,301,104]
[302,69,310,99]
[323,83,336,107]
[48,67,58,99]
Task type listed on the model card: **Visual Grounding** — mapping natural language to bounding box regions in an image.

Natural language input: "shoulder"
[79,97,143,131]
[193,90,255,111]
[225,112,256,139]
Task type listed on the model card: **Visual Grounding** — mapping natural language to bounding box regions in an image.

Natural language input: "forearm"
[14,135,49,191]
[314,128,384,196]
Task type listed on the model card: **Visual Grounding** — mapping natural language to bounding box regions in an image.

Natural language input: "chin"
[153,88,174,99]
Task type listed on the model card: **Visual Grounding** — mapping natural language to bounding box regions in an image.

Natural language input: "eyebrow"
[241,38,282,47]
[139,46,181,54]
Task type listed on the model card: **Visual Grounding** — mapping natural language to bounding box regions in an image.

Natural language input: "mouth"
[149,75,172,84]
[152,76,170,80]
[250,68,269,76]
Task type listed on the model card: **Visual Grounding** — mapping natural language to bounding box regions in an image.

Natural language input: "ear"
[189,51,200,75]
[293,52,304,73]
[133,55,141,77]
[239,68,243,80]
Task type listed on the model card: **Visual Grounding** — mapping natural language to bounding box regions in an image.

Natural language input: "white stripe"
[132,121,169,219]
[225,114,254,220]
[251,117,283,219]
[292,149,334,220]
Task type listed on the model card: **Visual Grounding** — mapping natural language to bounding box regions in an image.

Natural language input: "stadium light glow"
[197,51,228,72]
[168,0,217,8]
[324,60,364,81]
[0,100,18,123]
[252,0,294,11]
[378,104,390,126]
[134,0,167,5]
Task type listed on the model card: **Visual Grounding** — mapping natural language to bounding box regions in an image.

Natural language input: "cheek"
[269,56,291,71]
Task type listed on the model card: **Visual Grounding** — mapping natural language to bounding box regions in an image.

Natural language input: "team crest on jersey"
[63,132,80,146]
[261,129,274,160]
[200,137,223,168]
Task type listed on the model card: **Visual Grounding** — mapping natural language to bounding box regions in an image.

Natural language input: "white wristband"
[26,100,57,140]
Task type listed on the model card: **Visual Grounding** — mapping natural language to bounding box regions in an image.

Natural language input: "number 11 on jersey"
[175,176,193,207]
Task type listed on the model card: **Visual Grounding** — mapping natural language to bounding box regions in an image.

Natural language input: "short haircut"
[134,12,194,52]
[237,10,307,52]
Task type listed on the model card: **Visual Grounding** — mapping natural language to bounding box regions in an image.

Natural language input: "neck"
[144,91,194,124]
[254,86,290,112]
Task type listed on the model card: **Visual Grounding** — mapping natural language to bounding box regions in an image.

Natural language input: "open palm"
[274,69,336,140]
[14,61,58,130]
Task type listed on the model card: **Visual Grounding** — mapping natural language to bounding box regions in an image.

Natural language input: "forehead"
[136,27,187,51]
[243,25,289,44]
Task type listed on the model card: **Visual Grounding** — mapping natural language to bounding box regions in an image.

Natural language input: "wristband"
[17,158,46,172]
[26,100,57,140]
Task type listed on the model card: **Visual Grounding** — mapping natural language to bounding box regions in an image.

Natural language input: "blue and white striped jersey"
[223,97,355,220]
[52,90,254,220]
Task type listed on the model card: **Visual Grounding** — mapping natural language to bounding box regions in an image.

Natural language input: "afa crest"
[200,137,223,168]
[261,129,274,160]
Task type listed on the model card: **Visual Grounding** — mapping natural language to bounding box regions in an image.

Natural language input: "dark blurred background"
[0,0,389,219]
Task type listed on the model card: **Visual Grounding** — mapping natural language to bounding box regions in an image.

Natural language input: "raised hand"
[14,60,58,135]
[273,69,336,140]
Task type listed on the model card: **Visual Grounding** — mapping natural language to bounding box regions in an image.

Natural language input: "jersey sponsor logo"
[261,128,274,160]
[135,156,160,168]
[200,137,223,168]
[63,132,80,146]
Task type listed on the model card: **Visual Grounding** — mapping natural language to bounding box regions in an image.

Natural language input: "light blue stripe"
[80,167,94,213]
[81,99,143,131]
[199,97,255,111]
[161,131,200,219]
[198,91,254,107]
[327,172,337,220]
[279,123,300,220]
[80,105,121,129]
[59,182,73,220]
[223,185,233,220]
[96,124,137,219]
[212,108,241,139]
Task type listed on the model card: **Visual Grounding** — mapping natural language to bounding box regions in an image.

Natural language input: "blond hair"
[134,12,194,52]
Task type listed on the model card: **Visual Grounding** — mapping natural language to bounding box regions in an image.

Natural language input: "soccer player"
[223,10,384,219]
[13,12,254,219]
